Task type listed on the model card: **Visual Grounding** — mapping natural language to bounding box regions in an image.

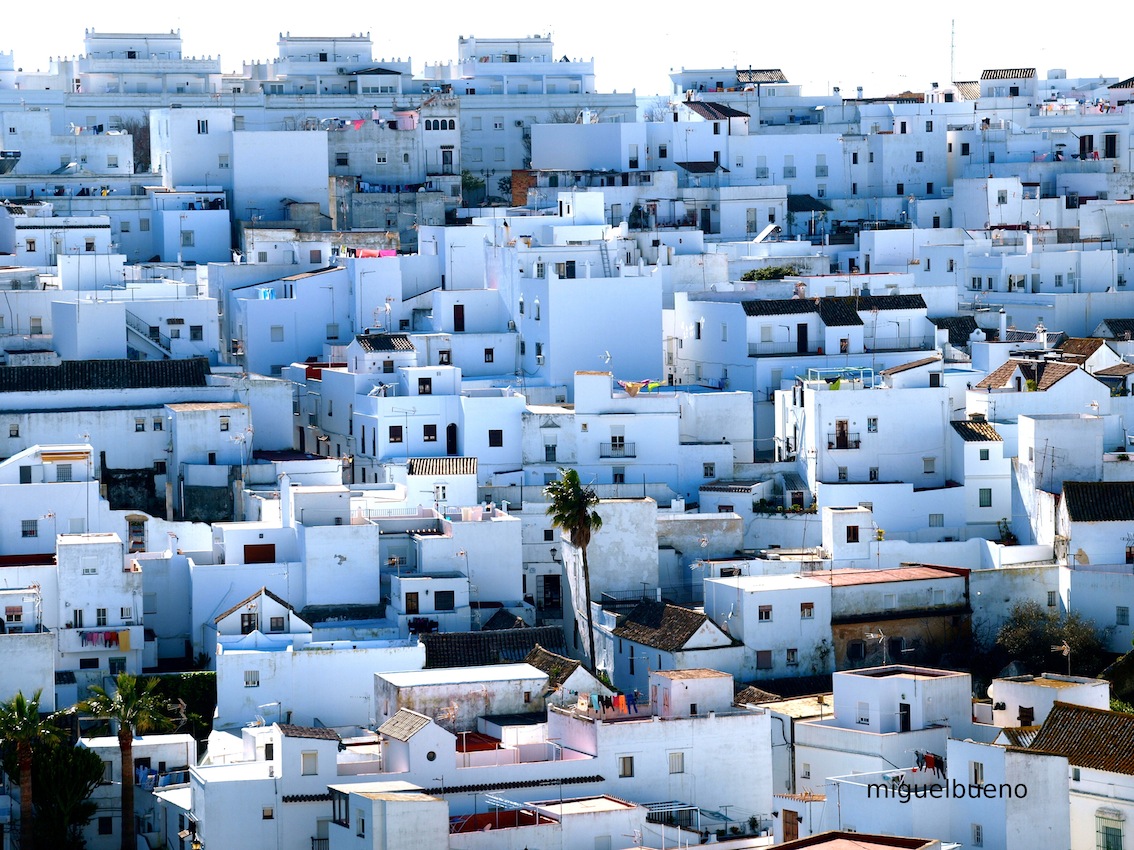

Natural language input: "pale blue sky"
[5,2,1129,98]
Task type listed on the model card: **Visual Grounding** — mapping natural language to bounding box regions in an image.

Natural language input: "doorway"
[453,304,465,332]
[446,423,458,455]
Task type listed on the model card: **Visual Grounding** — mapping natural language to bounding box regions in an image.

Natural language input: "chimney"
[998,308,1007,339]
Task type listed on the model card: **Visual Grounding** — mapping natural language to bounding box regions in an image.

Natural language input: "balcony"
[827,432,861,450]
[599,442,636,458]
[311,840,329,850]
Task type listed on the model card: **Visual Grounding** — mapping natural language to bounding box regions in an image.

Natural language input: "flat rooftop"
[653,669,731,680]
[756,695,833,719]
[819,565,967,586]
[841,665,965,680]
[707,574,831,591]
[378,663,545,687]
[536,796,637,816]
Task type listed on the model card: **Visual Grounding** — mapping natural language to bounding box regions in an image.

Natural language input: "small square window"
[929,513,944,527]
[270,616,285,632]
[488,429,503,448]
[838,466,848,482]
[979,488,993,508]
[869,467,879,481]
[135,418,145,432]
[923,457,936,474]
[99,816,113,835]
[389,425,403,443]
[21,519,37,538]
[8,423,18,437]
[786,648,799,665]
[1118,606,1130,626]
[618,755,634,778]
[189,325,203,341]
[756,650,773,669]
[758,605,772,622]
[484,348,494,363]
[153,418,163,431]
[423,424,437,442]
[263,807,274,820]
[669,752,685,774]
[801,602,814,619]
[301,751,318,775]
[80,657,100,670]
[979,448,990,461]
[220,416,230,432]
[846,525,860,543]
[867,417,878,433]
[244,670,259,687]
[703,463,715,478]
[270,325,284,342]
[1048,590,1058,608]
[544,529,555,542]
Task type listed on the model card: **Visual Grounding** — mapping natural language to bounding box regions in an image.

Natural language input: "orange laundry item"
[118,630,130,651]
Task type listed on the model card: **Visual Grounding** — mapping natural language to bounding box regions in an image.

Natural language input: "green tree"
[740,264,802,281]
[0,689,62,850]
[546,468,603,672]
[31,743,105,849]
[996,600,1107,676]
[76,674,173,850]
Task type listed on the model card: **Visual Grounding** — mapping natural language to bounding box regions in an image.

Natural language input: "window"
[56,463,73,482]
[758,605,773,622]
[153,417,164,431]
[721,323,728,342]
[389,425,403,443]
[659,143,668,158]
[756,650,773,669]
[969,760,984,784]
[926,120,934,132]
[848,640,865,661]
[179,229,195,249]
[857,701,870,724]
[220,416,230,432]
[383,359,394,374]
[154,460,167,474]
[961,142,971,156]
[669,752,685,774]
[488,429,503,447]
[4,606,21,627]
[618,756,634,778]
[979,448,990,461]
[435,590,455,611]
[923,457,936,474]
[612,467,625,484]
[787,648,799,666]
[189,325,203,341]
[1098,813,1124,850]
[869,467,879,482]
[139,218,150,232]
[375,151,387,164]
[896,183,905,196]
[926,182,934,195]
[484,348,494,363]
[21,519,37,538]
[270,616,285,632]
[107,154,119,169]
[971,824,983,847]
[438,349,451,366]
[1118,606,1131,626]
[1048,590,1058,608]
[80,657,99,670]
[219,153,230,169]
[335,152,349,167]
[418,377,433,395]
[846,525,860,543]
[916,151,924,163]
[838,466,848,482]
[423,424,437,442]
[979,488,993,508]
[801,602,814,619]
[301,751,318,775]
[262,807,274,820]
[703,463,715,478]
[9,423,18,437]
[135,418,146,432]
[929,513,944,528]
[99,816,113,835]
[197,119,209,134]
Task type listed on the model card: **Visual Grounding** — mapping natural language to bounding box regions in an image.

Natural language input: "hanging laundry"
[627,692,639,713]
[577,693,589,712]
[118,630,130,652]
[590,693,600,711]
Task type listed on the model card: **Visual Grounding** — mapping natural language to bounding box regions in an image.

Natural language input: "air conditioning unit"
[536,354,545,365]
[337,67,347,74]
[507,320,516,330]
[515,120,524,127]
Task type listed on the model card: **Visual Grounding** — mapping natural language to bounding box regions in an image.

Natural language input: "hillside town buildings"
[2,25,1134,850]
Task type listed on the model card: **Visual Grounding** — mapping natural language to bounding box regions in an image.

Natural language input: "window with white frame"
[668,752,685,774]
[302,751,318,775]
[618,755,634,778]
[758,605,772,621]
[244,670,259,687]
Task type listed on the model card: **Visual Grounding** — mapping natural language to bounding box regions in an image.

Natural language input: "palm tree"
[76,674,173,850]
[546,468,603,672]
[0,689,61,850]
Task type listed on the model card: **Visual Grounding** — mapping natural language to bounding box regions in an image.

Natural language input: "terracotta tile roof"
[420,626,567,668]
[1096,363,1134,377]
[378,709,432,742]
[974,359,1080,390]
[953,81,982,100]
[821,565,968,587]
[1110,77,1134,89]
[740,294,925,327]
[612,600,723,652]
[523,644,581,690]
[214,587,295,624]
[1058,337,1108,361]
[734,685,781,705]
[880,355,941,376]
[481,608,526,631]
[1029,702,1134,774]
[950,419,1003,442]
[278,724,340,741]
[405,456,477,476]
[0,357,209,393]
[1097,318,1134,339]
[981,68,1036,80]
[931,315,979,347]
[1000,725,1041,747]
[355,333,415,352]
[685,101,749,121]
[281,793,332,803]
[675,161,729,174]
[737,69,788,84]
[701,479,761,493]
[1062,481,1134,522]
